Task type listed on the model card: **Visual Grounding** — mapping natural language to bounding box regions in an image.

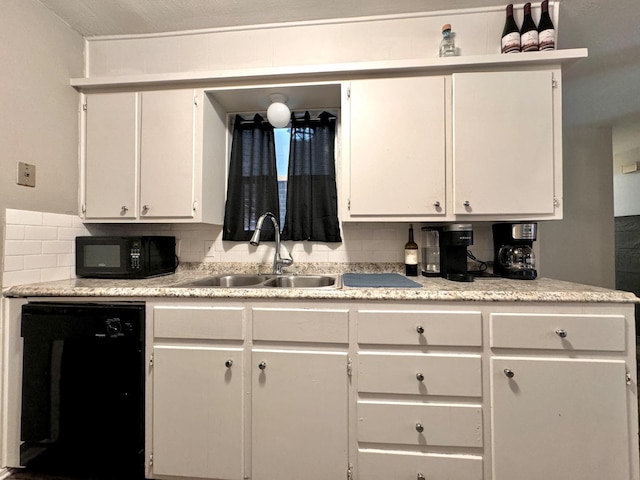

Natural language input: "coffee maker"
[440,224,474,282]
[492,222,538,280]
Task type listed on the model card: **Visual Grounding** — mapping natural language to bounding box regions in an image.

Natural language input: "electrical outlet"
[17,162,36,187]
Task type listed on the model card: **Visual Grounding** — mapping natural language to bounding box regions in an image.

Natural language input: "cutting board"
[342,273,422,288]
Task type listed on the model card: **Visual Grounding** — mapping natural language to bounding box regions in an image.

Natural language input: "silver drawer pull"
[504,368,515,379]
[225,359,233,368]
[417,474,426,480]
[416,373,425,382]
[555,328,568,338]
[258,361,267,370]
[415,423,424,433]
[416,325,425,335]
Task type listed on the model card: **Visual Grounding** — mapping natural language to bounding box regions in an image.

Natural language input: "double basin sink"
[176,273,341,289]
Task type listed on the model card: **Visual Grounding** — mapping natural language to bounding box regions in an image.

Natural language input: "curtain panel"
[281,112,342,242]
[222,114,279,241]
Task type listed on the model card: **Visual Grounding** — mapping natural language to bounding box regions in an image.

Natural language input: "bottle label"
[521,30,539,51]
[501,32,521,54]
[405,249,418,265]
[539,29,555,50]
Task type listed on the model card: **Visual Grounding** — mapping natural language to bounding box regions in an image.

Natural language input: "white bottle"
[439,24,457,57]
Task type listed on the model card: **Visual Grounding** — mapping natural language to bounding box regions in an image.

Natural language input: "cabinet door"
[152,346,243,480]
[491,357,631,480]
[140,89,197,219]
[453,71,555,215]
[84,92,138,219]
[348,76,446,217]
[251,349,348,480]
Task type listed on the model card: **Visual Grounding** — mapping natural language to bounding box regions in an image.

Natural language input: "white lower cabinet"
[251,307,350,480]
[146,301,638,480]
[149,305,245,480]
[489,311,634,480]
[491,357,629,480]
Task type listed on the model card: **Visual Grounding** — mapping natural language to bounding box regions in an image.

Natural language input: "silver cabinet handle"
[415,423,424,433]
[555,329,568,338]
[433,201,441,208]
[463,201,471,207]
[120,206,128,215]
[141,204,149,215]
[416,373,425,382]
[225,359,233,368]
[416,325,425,334]
[417,474,426,480]
[504,368,515,378]
[258,361,267,370]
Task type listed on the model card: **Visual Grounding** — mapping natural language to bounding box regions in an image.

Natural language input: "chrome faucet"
[249,212,293,274]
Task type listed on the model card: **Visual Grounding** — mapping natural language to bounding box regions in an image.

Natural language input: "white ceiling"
[37,0,640,127]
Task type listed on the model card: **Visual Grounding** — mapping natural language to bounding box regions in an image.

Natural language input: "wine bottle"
[520,2,539,52]
[405,224,418,276]
[538,0,556,51]
[501,4,521,54]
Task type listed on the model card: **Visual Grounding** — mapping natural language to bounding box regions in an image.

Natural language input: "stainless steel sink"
[179,274,272,287]
[262,275,340,288]
[174,273,340,289]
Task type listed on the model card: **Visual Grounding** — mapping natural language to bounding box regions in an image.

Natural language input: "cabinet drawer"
[490,313,626,351]
[154,306,244,340]
[357,310,482,346]
[358,402,483,447]
[359,450,483,480]
[252,307,349,343]
[358,353,482,397]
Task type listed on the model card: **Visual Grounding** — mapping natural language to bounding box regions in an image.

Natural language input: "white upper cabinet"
[82,89,226,223]
[84,92,139,219]
[452,70,557,217]
[346,76,446,219]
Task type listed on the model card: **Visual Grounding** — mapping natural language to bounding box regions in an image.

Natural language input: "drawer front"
[490,313,626,351]
[359,450,483,480]
[154,306,244,340]
[252,307,349,343]
[358,402,483,447]
[358,353,482,397]
[357,310,482,346]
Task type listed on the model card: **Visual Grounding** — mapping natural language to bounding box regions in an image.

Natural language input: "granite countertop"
[3,263,638,303]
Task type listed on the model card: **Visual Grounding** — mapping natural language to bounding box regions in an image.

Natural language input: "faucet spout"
[249,212,293,274]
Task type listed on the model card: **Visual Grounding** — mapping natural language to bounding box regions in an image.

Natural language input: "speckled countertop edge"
[3,262,638,304]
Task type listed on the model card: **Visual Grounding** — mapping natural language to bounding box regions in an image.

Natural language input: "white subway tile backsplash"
[24,254,58,270]
[42,241,73,254]
[3,209,82,287]
[43,212,75,227]
[5,225,25,240]
[5,240,42,256]
[25,225,58,240]
[6,209,43,225]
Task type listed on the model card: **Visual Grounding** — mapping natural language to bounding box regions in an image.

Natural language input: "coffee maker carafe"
[492,222,537,280]
[440,224,474,282]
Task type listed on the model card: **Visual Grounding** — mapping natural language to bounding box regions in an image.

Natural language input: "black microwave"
[76,236,177,279]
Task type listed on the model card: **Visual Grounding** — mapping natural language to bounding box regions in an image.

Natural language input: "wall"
[539,126,615,288]
[0,0,84,286]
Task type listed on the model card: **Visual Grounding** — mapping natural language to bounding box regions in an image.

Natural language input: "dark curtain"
[223,114,279,241]
[281,112,341,242]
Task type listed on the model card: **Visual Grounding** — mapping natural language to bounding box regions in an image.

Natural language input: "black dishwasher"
[20,302,145,478]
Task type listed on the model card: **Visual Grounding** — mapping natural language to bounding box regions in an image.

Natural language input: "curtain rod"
[236,117,336,126]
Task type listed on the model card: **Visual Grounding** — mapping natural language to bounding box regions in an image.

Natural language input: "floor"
[8,471,141,480]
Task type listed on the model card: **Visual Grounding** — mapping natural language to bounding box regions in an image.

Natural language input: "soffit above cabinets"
[206,84,342,114]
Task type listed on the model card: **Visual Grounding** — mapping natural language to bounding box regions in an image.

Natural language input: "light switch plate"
[17,162,36,187]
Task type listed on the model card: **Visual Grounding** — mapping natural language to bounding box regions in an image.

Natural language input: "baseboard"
[0,468,12,480]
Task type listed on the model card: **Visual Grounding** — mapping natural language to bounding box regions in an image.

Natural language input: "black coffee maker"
[492,222,538,280]
[440,224,474,282]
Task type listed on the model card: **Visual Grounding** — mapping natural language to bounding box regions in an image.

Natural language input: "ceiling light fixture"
[266,93,291,128]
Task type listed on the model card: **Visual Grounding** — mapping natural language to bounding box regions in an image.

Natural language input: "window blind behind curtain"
[222,114,279,241]
[281,112,342,242]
